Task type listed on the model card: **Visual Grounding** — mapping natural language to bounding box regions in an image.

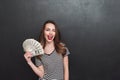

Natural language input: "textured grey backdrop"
[0,0,120,80]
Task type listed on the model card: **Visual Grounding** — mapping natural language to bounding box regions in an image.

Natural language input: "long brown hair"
[39,20,66,55]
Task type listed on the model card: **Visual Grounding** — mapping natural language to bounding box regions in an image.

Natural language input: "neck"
[44,41,55,54]
[45,41,54,47]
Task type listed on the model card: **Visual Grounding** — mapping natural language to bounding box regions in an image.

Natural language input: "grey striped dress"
[35,48,70,80]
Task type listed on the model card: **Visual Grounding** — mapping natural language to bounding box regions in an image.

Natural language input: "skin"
[24,23,69,80]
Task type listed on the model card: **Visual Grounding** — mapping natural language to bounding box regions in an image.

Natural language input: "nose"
[49,30,53,35]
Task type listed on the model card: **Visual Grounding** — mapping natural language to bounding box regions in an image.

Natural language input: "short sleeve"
[64,47,70,56]
[35,57,43,67]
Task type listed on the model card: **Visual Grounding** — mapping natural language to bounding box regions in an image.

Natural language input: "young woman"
[24,20,70,80]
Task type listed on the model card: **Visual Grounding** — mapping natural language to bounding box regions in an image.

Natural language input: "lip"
[47,35,53,40]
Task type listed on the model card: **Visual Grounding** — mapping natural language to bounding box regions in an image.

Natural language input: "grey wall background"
[0,0,120,80]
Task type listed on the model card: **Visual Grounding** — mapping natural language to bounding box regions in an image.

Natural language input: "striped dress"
[35,48,70,80]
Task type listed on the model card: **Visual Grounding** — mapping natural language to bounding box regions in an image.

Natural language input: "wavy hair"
[39,20,66,55]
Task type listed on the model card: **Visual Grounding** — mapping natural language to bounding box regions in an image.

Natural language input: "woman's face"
[44,23,56,43]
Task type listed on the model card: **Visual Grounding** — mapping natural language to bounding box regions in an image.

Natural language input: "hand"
[24,52,32,63]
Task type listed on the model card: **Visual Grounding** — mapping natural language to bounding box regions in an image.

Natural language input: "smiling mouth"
[47,35,54,40]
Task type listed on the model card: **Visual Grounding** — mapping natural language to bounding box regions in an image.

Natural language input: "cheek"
[52,33,56,38]
[53,32,56,36]
[44,31,48,36]
[44,32,48,38]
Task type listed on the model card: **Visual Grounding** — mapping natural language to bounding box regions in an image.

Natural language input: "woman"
[24,20,70,80]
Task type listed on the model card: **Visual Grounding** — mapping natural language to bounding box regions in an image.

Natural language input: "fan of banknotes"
[22,39,44,57]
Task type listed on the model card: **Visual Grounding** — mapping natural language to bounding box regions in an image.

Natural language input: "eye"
[52,29,55,32]
[45,28,50,31]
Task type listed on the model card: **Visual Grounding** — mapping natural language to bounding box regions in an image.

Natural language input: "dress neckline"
[44,49,55,56]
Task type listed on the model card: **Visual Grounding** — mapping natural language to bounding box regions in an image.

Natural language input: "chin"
[46,39,54,43]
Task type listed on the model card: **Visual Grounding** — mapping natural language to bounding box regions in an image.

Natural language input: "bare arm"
[63,56,69,80]
[24,52,44,78]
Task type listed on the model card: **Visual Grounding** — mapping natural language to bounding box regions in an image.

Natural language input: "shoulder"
[59,42,66,47]
[60,42,70,56]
